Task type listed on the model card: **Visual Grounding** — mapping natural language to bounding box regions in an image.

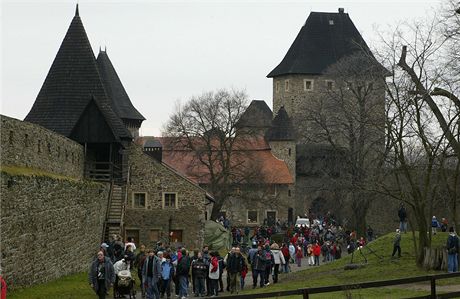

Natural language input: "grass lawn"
[240,231,460,298]
[8,232,460,298]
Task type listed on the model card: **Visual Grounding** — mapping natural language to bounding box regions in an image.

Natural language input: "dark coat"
[89,257,115,293]
[226,253,246,273]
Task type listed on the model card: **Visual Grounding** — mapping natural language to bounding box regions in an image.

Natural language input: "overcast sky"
[1,0,440,136]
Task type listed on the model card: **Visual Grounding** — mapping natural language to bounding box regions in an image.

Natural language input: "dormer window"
[285,80,290,92]
[326,80,335,90]
[304,79,314,91]
[329,20,334,25]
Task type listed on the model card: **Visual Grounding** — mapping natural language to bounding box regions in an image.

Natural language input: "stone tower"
[267,8,384,143]
[265,106,296,182]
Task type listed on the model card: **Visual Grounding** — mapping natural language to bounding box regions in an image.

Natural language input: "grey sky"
[1,0,440,136]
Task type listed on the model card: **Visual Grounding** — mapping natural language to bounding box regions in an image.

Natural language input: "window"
[326,80,335,90]
[288,148,292,156]
[304,79,314,91]
[247,210,259,224]
[329,19,334,25]
[132,192,146,208]
[24,134,29,147]
[163,192,178,209]
[37,139,41,153]
[149,229,160,242]
[288,189,292,197]
[8,131,13,145]
[275,81,280,93]
[284,79,290,92]
[234,187,241,195]
[268,184,277,196]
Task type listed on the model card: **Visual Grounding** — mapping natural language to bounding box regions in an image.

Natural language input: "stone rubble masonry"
[0,115,84,179]
[124,144,207,250]
[0,171,109,288]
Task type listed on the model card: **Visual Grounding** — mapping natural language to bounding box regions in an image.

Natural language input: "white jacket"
[271,249,286,265]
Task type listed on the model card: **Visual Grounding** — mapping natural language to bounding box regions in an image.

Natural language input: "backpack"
[161,261,172,280]
[448,235,459,254]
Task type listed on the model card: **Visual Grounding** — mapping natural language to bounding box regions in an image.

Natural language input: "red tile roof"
[137,136,294,185]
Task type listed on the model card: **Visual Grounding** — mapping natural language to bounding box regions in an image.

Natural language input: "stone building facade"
[124,144,211,249]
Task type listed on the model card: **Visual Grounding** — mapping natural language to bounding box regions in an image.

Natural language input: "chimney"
[143,139,162,163]
[338,8,344,13]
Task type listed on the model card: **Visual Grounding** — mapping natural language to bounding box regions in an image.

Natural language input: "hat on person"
[396,229,400,233]
[101,243,109,248]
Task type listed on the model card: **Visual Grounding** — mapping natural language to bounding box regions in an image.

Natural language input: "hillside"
[239,231,460,298]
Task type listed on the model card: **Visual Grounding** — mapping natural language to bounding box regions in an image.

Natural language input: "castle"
[1,5,387,288]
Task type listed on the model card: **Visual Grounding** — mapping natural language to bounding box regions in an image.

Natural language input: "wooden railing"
[85,162,123,181]
[101,181,114,242]
[215,272,460,299]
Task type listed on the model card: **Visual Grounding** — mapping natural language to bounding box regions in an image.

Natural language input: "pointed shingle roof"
[267,10,378,77]
[266,106,295,141]
[97,50,145,122]
[24,6,131,140]
[236,100,273,129]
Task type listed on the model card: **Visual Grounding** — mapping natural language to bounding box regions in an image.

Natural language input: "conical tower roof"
[236,100,273,129]
[25,5,131,140]
[266,106,295,141]
[267,9,377,77]
[97,50,145,122]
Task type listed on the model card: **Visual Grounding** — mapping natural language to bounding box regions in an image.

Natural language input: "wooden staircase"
[102,183,126,242]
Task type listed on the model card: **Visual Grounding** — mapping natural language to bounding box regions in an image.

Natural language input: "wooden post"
[302,289,309,299]
[430,276,436,298]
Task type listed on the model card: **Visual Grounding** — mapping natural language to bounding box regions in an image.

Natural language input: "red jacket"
[210,256,219,273]
[313,244,321,256]
[1,276,6,299]
[281,246,290,258]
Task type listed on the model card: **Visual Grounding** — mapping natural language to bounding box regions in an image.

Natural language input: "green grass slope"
[240,231,460,298]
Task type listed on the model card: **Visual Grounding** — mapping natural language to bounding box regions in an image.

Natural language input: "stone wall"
[0,115,84,179]
[0,171,109,288]
[124,144,208,250]
[221,184,295,227]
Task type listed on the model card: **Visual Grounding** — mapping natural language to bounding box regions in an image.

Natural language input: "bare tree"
[376,4,460,265]
[300,52,388,236]
[163,89,268,220]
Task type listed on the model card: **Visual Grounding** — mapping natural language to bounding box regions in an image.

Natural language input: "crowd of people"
[88,211,460,299]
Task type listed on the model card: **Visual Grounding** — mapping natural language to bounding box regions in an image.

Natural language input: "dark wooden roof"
[266,106,295,141]
[24,6,131,141]
[236,100,273,129]
[97,51,145,122]
[267,10,378,77]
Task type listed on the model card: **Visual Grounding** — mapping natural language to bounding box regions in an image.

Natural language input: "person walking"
[295,244,303,267]
[391,229,402,258]
[251,246,266,289]
[160,254,175,299]
[191,251,207,297]
[142,249,161,299]
[208,251,220,297]
[270,242,285,283]
[281,243,290,273]
[176,249,191,299]
[446,227,459,273]
[89,251,115,299]
[313,242,321,266]
[398,204,407,233]
[431,216,440,235]
[226,247,246,294]
[134,244,147,298]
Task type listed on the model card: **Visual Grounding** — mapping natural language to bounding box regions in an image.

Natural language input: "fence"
[216,272,460,299]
